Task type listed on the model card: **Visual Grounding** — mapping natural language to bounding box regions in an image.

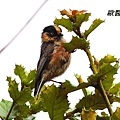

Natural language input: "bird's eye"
[49,32,55,37]
[50,32,54,35]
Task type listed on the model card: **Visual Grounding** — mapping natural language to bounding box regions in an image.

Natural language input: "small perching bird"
[34,25,71,97]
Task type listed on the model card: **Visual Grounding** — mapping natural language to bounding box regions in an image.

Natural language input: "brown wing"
[34,42,54,96]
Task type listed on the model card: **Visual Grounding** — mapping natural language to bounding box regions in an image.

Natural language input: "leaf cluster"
[0,9,120,120]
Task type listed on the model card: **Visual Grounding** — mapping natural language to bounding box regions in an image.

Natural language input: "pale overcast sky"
[0,0,120,119]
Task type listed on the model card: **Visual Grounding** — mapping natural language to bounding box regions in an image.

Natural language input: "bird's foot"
[50,79,62,85]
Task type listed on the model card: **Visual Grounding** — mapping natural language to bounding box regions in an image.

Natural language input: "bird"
[34,25,71,97]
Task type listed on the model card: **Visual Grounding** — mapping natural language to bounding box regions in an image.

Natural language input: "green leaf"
[88,61,119,91]
[63,36,89,52]
[59,80,76,95]
[14,64,36,87]
[74,74,89,96]
[41,84,69,120]
[7,77,32,104]
[96,116,111,120]
[14,64,27,83]
[96,112,110,120]
[102,73,114,91]
[54,17,73,31]
[74,74,83,83]
[25,69,36,85]
[74,13,91,28]
[97,55,119,90]
[99,55,117,67]
[15,88,32,104]
[24,69,36,90]
[30,97,46,114]
[84,19,104,38]
[0,99,17,119]
[59,80,90,95]
[16,104,29,118]
[81,108,97,120]
[88,64,116,83]
[7,77,19,99]
[111,107,120,120]
[99,63,117,90]
[76,94,107,112]
[110,83,120,95]
[101,111,109,116]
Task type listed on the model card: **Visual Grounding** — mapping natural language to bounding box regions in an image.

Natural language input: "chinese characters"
[107,10,120,16]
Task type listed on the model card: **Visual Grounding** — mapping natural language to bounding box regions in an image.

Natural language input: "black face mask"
[42,25,63,37]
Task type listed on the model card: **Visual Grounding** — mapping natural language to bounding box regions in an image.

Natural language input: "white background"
[0,0,120,119]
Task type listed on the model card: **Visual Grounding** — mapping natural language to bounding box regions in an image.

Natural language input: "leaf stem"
[5,101,15,120]
[99,80,113,116]
[82,88,88,97]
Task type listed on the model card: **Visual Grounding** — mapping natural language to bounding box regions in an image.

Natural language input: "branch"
[73,83,90,92]
[5,102,15,120]
[73,27,84,38]
[99,80,113,116]
[84,48,98,74]
[84,48,113,116]
[72,24,113,116]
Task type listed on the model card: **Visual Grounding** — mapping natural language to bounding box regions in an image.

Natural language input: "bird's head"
[41,25,63,42]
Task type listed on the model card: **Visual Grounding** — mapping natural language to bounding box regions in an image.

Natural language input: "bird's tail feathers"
[34,77,45,97]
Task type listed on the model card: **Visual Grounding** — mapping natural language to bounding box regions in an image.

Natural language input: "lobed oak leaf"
[41,84,69,120]
[84,19,104,38]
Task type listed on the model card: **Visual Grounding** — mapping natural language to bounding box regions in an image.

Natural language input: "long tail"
[34,77,45,97]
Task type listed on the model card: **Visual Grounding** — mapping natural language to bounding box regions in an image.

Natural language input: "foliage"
[0,9,120,120]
